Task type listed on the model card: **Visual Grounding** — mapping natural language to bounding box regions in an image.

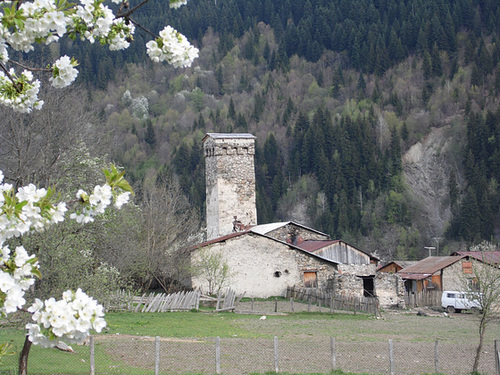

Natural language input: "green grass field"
[1,306,498,374]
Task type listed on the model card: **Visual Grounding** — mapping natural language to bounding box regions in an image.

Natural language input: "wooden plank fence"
[286,286,379,315]
[403,290,441,308]
[107,289,242,313]
[133,290,201,312]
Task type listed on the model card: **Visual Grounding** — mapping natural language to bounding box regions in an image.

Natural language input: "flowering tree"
[0,166,133,373]
[0,0,198,371]
[0,0,198,112]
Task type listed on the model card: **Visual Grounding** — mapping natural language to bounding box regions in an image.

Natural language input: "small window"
[447,293,455,298]
[463,261,473,274]
[274,271,282,278]
[304,271,318,288]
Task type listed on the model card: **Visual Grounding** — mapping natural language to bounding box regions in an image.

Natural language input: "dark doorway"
[361,276,375,297]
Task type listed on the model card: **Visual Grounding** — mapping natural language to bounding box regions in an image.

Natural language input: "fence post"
[216,336,221,374]
[274,336,279,373]
[308,297,311,313]
[330,296,335,314]
[495,339,500,375]
[275,297,278,313]
[216,293,221,310]
[290,297,294,313]
[434,340,439,374]
[389,339,395,375]
[251,298,254,311]
[155,336,160,375]
[90,336,95,375]
[330,337,336,371]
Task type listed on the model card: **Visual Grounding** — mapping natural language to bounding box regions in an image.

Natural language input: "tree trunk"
[473,319,486,373]
[19,336,32,375]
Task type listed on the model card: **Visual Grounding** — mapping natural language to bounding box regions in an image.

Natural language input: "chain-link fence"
[3,335,500,374]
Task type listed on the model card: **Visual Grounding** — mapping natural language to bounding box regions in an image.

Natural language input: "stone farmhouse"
[398,252,500,293]
[190,133,404,308]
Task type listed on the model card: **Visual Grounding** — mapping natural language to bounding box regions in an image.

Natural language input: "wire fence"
[3,335,500,374]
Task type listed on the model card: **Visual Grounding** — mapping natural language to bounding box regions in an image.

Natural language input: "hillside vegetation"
[45,0,500,260]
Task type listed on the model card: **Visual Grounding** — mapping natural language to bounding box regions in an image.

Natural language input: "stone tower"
[203,133,257,240]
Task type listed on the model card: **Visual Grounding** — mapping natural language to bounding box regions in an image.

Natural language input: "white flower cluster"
[26,288,106,347]
[0,167,131,348]
[70,184,130,223]
[146,25,199,68]
[49,56,79,89]
[0,69,43,113]
[0,183,67,244]
[0,0,194,112]
[73,0,135,50]
[0,246,38,315]
[169,0,188,9]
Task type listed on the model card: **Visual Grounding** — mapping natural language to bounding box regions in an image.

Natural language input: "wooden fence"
[403,290,442,308]
[285,286,379,315]
[106,289,241,313]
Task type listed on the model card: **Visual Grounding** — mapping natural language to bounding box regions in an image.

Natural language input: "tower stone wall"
[203,133,257,240]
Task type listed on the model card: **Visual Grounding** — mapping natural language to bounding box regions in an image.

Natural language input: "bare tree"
[191,246,231,295]
[463,241,500,373]
[0,85,108,189]
[139,177,202,292]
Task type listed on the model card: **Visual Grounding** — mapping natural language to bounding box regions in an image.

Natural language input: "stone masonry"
[203,133,257,240]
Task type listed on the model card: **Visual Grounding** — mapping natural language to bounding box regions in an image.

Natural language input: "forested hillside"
[13,0,500,261]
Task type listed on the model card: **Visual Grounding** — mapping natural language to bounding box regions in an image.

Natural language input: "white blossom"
[26,288,106,347]
[0,0,193,111]
[49,56,79,89]
[146,25,199,68]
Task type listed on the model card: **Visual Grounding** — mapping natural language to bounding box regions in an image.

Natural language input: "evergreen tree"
[144,119,156,147]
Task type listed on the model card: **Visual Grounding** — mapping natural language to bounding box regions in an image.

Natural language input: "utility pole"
[433,237,442,255]
[425,246,436,257]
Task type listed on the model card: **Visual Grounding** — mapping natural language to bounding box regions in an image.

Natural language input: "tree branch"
[116,0,150,20]
[9,59,51,73]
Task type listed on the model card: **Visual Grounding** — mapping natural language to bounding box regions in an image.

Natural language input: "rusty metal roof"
[451,251,500,265]
[190,231,250,250]
[295,240,340,252]
[398,256,463,275]
[295,239,379,262]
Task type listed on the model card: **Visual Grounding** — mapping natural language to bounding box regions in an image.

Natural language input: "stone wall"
[441,258,500,291]
[441,260,464,291]
[204,134,257,240]
[374,273,406,308]
[324,266,404,308]
[266,223,329,243]
[338,264,377,276]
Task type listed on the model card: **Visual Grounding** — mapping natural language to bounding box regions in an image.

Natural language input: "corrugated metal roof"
[398,256,463,275]
[394,260,419,269]
[249,222,290,235]
[451,251,500,265]
[203,133,256,141]
[297,240,340,252]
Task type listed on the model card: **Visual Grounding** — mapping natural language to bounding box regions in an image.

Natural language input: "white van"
[441,291,481,313]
